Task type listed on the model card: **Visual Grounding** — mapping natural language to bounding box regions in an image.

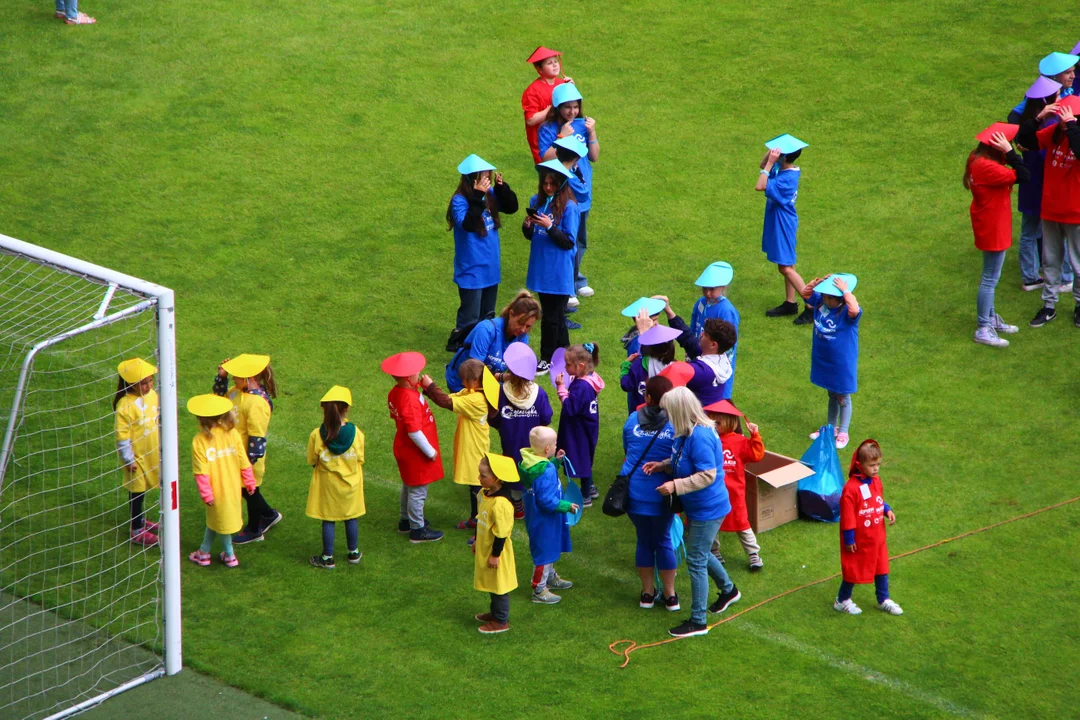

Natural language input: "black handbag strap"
[626,429,662,478]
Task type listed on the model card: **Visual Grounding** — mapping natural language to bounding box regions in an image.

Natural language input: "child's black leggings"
[469,485,481,521]
[244,487,276,532]
[129,491,146,532]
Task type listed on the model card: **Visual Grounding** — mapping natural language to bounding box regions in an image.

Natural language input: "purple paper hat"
[638,324,683,346]
[1073,41,1080,56]
[548,347,567,386]
[1027,75,1063,99]
[503,343,537,381]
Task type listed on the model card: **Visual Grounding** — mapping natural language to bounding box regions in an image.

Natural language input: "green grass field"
[2,0,1079,717]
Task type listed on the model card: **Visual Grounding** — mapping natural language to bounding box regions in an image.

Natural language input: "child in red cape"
[382,352,444,544]
[834,439,902,616]
[521,47,571,164]
[703,401,765,571]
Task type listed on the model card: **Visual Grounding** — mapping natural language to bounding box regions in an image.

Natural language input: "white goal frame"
[0,233,181,718]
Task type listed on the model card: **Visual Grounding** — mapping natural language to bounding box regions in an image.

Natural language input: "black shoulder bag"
[602,430,661,518]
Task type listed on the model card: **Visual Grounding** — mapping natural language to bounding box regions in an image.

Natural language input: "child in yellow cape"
[307,386,366,569]
[472,452,518,634]
[187,394,257,568]
[114,357,160,547]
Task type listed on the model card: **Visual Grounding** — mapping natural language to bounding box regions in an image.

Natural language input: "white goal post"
[0,234,180,719]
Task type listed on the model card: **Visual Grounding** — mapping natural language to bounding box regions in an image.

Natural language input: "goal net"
[0,235,180,720]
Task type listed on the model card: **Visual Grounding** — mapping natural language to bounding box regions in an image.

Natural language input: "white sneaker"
[991,314,1019,334]
[566,296,580,309]
[974,326,1009,348]
[809,431,820,440]
[833,598,862,615]
[577,286,595,298]
[1059,281,1074,294]
[835,432,850,450]
[877,598,903,615]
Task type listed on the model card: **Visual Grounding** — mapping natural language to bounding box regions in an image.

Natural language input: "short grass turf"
[1,0,1079,718]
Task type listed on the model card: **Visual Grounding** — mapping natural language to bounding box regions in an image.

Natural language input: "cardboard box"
[744,451,814,533]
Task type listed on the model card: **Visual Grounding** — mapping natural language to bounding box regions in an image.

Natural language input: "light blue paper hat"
[765,133,809,154]
[1039,52,1080,77]
[818,273,858,297]
[457,154,496,175]
[554,135,588,158]
[552,84,583,107]
[621,297,667,318]
[695,261,734,288]
[535,159,573,180]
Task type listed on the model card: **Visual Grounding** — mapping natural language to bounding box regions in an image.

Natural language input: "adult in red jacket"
[521,47,569,164]
[963,124,1030,347]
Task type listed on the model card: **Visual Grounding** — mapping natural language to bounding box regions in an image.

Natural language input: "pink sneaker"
[219,552,239,568]
[130,529,159,547]
[143,520,159,534]
[836,433,850,450]
[65,12,96,24]
[188,549,211,566]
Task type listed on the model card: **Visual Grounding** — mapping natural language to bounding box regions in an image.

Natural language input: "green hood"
[518,448,553,486]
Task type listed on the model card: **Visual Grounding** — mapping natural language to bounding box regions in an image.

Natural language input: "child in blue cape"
[554,343,604,505]
[519,427,579,604]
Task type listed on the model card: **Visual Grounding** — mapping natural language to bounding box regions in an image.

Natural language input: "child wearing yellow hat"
[187,394,257,568]
[472,452,518,634]
[420,359,495,535]
[213,354,282,544]
[307,386,366,569]
[114,358,161,547]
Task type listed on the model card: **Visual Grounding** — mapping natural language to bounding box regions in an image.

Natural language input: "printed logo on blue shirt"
[631,424,675,441]
[589,400,598,414]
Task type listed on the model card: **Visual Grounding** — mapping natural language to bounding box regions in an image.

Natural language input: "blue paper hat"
[457,154,496,175]
[621,297,667,318]
[551,84,583,107]
[564,481,583,527]
[1040,52,1080,77]
[765,133,809,154]
[535,159,573,180]
[817,273,858,297]
[553,135,588,158]
[695,261,734,288]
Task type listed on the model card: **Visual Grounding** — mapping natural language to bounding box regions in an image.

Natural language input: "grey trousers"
[1040,220,1080,307]
[399,485,428,530]
[489,592,510,623]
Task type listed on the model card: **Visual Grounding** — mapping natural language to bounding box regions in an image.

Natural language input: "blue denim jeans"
[55,0,78,19]
[977,249,1006,327]
[685,517,734,625]
[1019,213,1042,283]
[573,210,589,292]
[455,284,498,331]
[321,518,359,557]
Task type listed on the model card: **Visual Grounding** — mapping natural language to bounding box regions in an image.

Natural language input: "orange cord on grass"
[609,495,1080,668]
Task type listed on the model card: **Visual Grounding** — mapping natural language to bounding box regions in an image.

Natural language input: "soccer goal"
[0,234,180,720]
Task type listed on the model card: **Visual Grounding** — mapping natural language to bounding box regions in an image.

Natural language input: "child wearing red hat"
[834,439,902,616]
[521,47,571,164]
[382,352,444,543]
[703,401,765,571]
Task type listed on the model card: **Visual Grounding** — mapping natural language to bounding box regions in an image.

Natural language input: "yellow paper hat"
[321,385,352,406]
[117,357,157,384]
[221,354,270,379]
[187,394,234,417]
[485,452,520,483]
[482,366,500,408]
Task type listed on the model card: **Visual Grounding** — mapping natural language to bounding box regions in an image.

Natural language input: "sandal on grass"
[65,12,96,24]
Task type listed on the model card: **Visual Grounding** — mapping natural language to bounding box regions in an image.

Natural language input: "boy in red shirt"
[834,439,902,616]
[521,47,571,164]
[382,351,444,543]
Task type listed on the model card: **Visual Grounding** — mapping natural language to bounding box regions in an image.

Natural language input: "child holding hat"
[382,351,444,544]
[620,323,681,415]
[521,47,570,164]
[800,274,861,450]
[703,400,765,570]
[756,134,813,325]
[963,124,1029,347]
[306,386,365,569]
[187,394,256,568]
[472,452,519,634]
[444,154,520,353]
[518,427,577,605]
[619,297,667,356]
[213,353,281,544]
[114,357,160,547]
[523,161,580,371]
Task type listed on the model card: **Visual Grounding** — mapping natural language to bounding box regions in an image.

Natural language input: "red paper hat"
[658,361,694,387]
[526,46,561,64]
[975,122,1019,145]
[1057,94,1080,115]
[380,351,426,377]
[702,399,743,417]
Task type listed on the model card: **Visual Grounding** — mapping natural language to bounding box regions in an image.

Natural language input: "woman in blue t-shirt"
[800,274,862,450]
[445,154,519,352]
[643,387,741,638]
[444,290,540,392]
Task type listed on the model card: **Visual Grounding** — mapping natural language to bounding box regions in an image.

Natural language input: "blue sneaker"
[565,319,582,330]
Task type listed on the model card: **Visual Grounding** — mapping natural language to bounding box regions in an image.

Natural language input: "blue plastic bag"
[797,424,844,523]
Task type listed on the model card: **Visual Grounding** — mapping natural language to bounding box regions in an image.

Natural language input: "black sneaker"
[1074,306,1080,328]
[709,586,742,614]
[639,591,656,609]
[1029,306,1057,327]
[662,593,681,612]
[765,301,798,317]
[310,554,335,569]
[258,510,283,535]
[582,496,593,508]
[445,328,466,353]
[233,528,264,545]
[1021,277,1045,292]
[565,319,582,330]
[536,360,551,376]
[347,550,362,565]
[669,620,709,638]
[588,485,600,499]
[409,526,444,544]
[398,519,410,533]
[792,306,815,325]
